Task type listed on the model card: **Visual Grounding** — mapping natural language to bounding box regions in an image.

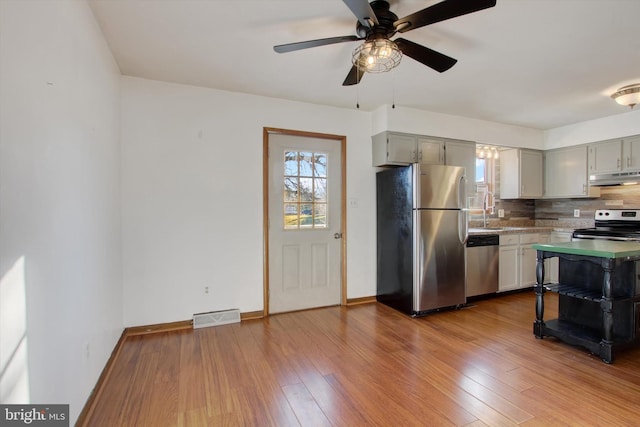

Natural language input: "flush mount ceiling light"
[611,83,640,109]
[352,38,402,73]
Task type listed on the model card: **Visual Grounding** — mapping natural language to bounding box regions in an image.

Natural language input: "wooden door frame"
[263,127,347,316]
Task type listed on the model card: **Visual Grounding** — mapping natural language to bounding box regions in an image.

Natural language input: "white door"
[267,131,343,314]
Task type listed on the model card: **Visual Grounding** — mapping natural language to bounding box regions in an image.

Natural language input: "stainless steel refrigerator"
[376,164,467,316]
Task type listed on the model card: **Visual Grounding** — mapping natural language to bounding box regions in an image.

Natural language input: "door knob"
[334,232,343,239]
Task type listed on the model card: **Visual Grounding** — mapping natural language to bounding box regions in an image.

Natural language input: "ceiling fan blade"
[342,0,379,28]
[395,38,457,73]
[274,35,361,53]
[394,0,496,33]
[342,65,366,86]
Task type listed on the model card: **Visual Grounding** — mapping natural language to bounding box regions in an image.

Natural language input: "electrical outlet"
[205,286,209,294]
[574,209,580,217]
[498,209,505,218]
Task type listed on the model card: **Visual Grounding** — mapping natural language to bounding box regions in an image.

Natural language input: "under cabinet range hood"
[589,171,640,186]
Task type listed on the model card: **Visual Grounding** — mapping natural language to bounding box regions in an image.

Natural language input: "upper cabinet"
[444,139,476,196]
[417,137,444,165]
[372,132,444,166]
[499,148,543,199]
[372,132,419,166]
[588,136,640,174]
[372,131,476,194]
[625,137,640,170]
[372,132,472,168]
[544,146,600,198]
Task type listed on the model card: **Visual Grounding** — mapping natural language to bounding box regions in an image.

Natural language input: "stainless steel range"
[572,209,640,241]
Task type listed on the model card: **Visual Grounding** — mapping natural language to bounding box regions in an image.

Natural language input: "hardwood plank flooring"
[83,292,640,426]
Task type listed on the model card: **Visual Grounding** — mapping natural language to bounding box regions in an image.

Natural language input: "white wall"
[544,109,640,149]
[373,105,545,148]
[0,0,122,423]
[120,77,375,326]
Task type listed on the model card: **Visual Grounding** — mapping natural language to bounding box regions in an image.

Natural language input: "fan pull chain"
[392,68,396,109]
[356,65,360,109]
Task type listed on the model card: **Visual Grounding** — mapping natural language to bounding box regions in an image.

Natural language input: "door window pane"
[299,152,313,176]
[284,152,299,175]
[314,154,327,177]
[284,177,299,202]
[282,150,329,230]
[299,178,313,202]
[314,204,327,227]
[284,203,298,230]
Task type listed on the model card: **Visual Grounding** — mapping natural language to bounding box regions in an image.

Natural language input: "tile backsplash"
[470,184,640,229]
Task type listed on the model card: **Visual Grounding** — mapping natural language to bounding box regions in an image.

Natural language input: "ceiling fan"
[273,0,496,86]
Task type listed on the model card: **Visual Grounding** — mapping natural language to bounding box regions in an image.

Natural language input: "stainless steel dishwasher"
[466,234,499,297]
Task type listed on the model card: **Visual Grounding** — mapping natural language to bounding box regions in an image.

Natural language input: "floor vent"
[193,309,241,329]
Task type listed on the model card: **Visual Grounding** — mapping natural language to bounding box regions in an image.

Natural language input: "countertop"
[532,240,640,259]
[468,226,573,235]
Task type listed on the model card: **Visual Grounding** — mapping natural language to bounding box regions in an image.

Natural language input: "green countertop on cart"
[532,240,640,259]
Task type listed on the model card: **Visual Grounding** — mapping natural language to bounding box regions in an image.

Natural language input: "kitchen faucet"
[483,190,494,228]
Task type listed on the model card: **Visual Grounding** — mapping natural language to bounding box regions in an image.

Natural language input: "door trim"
[263,127,347,316]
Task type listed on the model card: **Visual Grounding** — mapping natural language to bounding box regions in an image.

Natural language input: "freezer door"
[414,209,466,312]
[375,166,414,314]
[414,164,466,209]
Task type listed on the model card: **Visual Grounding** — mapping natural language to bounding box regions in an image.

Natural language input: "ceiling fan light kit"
[352,38,402,73]
[611,84,640,109]
[273,0,497,86]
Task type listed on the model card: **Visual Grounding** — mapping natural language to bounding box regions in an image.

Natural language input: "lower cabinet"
[499,233,549,292]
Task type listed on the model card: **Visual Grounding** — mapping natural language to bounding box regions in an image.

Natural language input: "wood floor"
[83,292,640,426]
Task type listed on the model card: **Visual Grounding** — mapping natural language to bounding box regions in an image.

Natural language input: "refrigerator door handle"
[459,209,469,244]
[458,174,468,244]
[457,174,467,209]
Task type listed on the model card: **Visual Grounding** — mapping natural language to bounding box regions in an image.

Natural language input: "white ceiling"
[88,0,640,130]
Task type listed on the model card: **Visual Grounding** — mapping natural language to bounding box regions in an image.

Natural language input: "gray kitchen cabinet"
[588,136,640,174]
[444,140,475,171]
[499,235,519,292]
[623,136,640,170]
[372,132,444,166]
[499,148,543,199]
[499,233,547,292]
[544,145,600,198]
[418,137,444,165]
[444,139,476,196]
[372,132,474,170]
[588,139,621,174]
[372,132,418,166]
